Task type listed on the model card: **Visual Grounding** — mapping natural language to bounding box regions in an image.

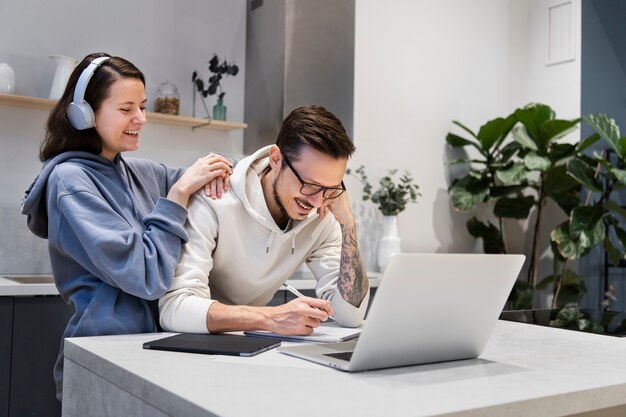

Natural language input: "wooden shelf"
[0,93,247,131]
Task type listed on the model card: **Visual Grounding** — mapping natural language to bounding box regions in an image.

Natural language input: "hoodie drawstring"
[265,231,296,255]
[266,232,276,253]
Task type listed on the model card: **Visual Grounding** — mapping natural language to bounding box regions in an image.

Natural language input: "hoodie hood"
[21,151,119,239]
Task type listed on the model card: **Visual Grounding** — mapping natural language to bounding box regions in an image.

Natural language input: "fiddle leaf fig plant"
[549,114,626,307]
[446,103,595,308]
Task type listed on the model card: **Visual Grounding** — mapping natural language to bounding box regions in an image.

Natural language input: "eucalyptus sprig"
[192,54,239,101]
[348,165,420,216]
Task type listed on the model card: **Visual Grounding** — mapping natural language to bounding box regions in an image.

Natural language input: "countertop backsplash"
[0,207,51,274]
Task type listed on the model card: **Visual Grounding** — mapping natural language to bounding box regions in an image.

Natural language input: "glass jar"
[154,81,180,115]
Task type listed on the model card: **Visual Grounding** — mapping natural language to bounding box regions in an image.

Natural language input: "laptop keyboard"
[324,351,353,362]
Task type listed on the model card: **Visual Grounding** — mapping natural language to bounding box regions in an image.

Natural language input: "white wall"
[352,0,581,272]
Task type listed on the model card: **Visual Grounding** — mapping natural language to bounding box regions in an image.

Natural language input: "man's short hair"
[276,105,355,161]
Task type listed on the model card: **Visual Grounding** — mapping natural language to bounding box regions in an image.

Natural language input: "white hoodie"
[159,146,369,333]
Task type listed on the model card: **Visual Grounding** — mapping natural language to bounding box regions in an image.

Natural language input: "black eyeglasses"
[281,153,346,200]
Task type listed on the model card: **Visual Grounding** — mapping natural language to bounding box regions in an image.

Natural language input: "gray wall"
[580,0,626,310]
[0,0,247,274]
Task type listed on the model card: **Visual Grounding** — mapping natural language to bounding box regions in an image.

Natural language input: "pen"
[281,283,335,321]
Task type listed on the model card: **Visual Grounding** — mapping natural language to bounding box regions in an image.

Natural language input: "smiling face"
[94,78,147,161]
[264,145,347,226]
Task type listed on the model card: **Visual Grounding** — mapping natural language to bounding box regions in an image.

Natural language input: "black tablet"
[143,333,280,357]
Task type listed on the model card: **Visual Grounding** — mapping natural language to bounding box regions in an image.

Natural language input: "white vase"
[0,63,15,94]
[378,215,402,272]
[49,55,77,100]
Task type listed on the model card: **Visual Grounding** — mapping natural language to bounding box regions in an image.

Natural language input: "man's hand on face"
[317,192,355,228]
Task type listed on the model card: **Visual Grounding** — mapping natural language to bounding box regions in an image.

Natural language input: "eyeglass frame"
[281,152,346,200]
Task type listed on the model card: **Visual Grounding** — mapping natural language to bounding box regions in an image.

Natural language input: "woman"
[21,53,232,401]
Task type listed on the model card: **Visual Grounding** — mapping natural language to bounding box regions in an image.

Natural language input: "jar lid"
[157,81,178,95]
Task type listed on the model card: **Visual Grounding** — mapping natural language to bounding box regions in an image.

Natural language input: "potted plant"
[192,54,239,121]
[348,166,420,270]
[446,103,589,308]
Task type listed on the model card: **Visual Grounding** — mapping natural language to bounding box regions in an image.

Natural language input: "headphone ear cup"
[67,102,95,130]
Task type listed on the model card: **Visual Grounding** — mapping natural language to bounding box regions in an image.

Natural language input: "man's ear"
[268,145,282,169]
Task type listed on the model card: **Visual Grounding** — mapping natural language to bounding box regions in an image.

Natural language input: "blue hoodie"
[21,151,189,401]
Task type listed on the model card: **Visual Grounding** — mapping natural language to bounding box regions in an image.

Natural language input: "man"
[159,105,369,335]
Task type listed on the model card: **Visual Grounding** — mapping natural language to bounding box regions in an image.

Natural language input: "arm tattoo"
[338,223,369,307]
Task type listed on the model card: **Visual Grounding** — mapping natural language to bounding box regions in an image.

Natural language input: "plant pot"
[378,215,401,271]
[212,97,227,121]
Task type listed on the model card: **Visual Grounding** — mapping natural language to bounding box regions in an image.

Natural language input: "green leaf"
[555,270,587,307]
[551,222,586,259]
[604,236,620,267]
[570,205,605,248]
[509,280,534,310]
[446,133,482,153]
[544,165,580,194]
[539,118,580,144]
[584,113,624,157]
[524,151,551,171]
[575,133,601,153]
[606,201,626,221]
[514,103,555,147]
[476,114,517,152]
[496,164,528,185]
[536,274,555,290]
[614,224,626,250]
[494,196,535,219]
[449,175,490,212]
[549,143,577,166]
[466,218,505,254]
[452,120,479,140]
[490,184,528,198]
[511,124,538,150]
[498,141,522,164]
[566,158,603,192]
[611,167,626,184]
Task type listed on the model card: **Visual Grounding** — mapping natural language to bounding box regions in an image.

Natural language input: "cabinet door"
[0,298,13,417]
[11,296,72,417]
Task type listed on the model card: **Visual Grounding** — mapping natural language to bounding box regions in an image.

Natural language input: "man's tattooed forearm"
[338,224,368,307]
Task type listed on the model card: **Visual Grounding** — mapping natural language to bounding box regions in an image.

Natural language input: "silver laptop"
[278,253,525,371]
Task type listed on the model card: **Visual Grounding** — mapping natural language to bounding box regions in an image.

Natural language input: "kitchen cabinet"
[0,93,247,132]
[0,298,13,417]
[0,296,72,417]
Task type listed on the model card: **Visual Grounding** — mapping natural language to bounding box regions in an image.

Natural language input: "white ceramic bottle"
[0,63,16,94]
[49,55,77,100]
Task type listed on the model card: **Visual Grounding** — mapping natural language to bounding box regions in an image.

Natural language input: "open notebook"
[244,321,361,343]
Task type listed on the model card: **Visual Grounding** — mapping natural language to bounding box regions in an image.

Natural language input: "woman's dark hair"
[40,53,145,161]
[276,105,355,163]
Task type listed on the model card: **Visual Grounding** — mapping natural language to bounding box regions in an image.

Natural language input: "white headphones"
[67,56,110,130]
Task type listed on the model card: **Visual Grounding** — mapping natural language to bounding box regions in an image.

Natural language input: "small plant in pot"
[192,54,239,121]
[348,166,420,270]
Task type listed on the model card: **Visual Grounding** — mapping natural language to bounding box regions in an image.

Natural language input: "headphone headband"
[72,56,110,105]
[67,56,110,130]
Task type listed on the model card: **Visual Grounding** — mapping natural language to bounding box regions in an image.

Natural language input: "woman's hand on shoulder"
[168,153,233,207]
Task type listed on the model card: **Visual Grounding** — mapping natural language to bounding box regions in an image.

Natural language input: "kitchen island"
[62,320,626,417]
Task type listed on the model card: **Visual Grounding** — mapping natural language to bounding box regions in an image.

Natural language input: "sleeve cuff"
[160,296,215,334]
[329,287,370,328]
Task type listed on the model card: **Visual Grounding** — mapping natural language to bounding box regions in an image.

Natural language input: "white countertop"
[0,271,381,296]
[0,274,57,296]
[63,320,626,417]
